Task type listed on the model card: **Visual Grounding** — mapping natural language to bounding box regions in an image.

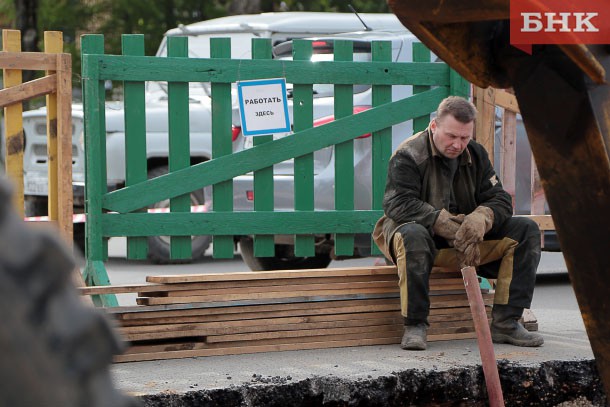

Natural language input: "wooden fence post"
[2,30,25,215]
[251,38,276,258]
[122,34,148,260]
[333,39,355,257]
[292,39,315,258]
[370,40,393,256]
[45,32,60,226]
[44,31,74,245]
[210,37,235,259]
[474,86,496,165]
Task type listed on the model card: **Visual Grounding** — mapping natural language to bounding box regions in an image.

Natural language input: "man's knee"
[502,217,541,280]
[393,223,436,258]
[395,223,429,240]
[496,217,541,249]
[504,216,540,237]
[515,216,540,233]
[395,223,434,249]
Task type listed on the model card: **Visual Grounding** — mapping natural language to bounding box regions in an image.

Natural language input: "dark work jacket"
[373,128,513,260]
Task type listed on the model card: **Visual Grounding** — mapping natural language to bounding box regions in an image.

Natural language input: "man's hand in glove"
[456,242,481,268]
[454,206,494,267]
[432,209,465,246]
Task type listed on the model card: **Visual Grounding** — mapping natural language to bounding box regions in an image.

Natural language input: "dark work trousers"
[390,217,541,326]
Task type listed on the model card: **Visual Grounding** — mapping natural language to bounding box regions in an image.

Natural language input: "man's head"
[430,96,477,159]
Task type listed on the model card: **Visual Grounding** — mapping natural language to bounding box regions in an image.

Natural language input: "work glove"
[432,209,465,246]
[454,206,494,267]
[456,243,481,269]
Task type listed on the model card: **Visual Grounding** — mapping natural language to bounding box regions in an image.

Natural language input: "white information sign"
[237,78,290,136]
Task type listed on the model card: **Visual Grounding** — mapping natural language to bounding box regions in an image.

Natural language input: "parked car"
[232,29,427,270]
[19,12,408,263]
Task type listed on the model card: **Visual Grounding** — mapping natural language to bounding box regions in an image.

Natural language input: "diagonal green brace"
[83,260,118,307]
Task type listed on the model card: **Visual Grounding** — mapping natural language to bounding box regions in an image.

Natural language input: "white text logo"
[521,12,599,33]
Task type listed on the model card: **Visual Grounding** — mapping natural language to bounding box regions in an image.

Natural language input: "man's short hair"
[436,96,477,124]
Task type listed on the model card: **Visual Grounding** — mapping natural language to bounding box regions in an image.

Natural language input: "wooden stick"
[136,286,399,305]
[80,274,469,296]
[461,266,505,407]
[115,336,404,363]
[115,331,482,363]
[146,265,398,283]
[145,280,398,298]
[0,51,58,70]
[0,74,57,108]
[121,316,403,341]
[118,303,403,326]
[2,30,25,215]
[118,311,402,334]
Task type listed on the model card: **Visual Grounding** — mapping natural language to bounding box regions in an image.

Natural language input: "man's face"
[430,114,474,159]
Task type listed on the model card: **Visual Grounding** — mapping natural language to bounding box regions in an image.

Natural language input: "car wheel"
[239,236,332,271]
[146,165,212,264]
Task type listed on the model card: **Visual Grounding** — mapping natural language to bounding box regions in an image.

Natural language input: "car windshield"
[146,33,256,98]
[274,40,373,97]
[145,36,375,100]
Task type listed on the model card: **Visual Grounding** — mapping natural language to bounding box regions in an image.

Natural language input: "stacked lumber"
[93,266,494,363]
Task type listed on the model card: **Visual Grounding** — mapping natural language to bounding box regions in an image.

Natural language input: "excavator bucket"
[389,0,610,398]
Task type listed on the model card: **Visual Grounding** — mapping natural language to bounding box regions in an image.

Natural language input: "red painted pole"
[461,266,505,407]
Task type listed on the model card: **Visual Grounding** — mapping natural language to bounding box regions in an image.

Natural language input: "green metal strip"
[210,37,234,259]
[370,41,393,256]
[122,34,148,260]
[412,43,432,133]
[84,54,450,86]
[251,38,275,258]
[81,34,116,307]
[292,40,315,257]
[167,36,192,260]
[101,210,385,236]
[333,40,355,257]
[103,88,449,214]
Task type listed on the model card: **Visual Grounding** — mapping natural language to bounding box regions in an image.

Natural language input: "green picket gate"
[80,34,469,306]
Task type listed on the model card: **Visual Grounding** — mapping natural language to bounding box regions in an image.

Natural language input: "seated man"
[373,96,543,350]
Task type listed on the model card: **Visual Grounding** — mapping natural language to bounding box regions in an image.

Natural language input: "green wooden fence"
[81,34,469,306]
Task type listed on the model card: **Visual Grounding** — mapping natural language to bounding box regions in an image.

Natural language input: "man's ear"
[430,118,437,133]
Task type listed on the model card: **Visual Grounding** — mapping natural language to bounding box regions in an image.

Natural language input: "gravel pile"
[555,396,601,406]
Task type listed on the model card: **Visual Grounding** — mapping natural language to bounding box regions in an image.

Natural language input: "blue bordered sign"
[237,78,290,136]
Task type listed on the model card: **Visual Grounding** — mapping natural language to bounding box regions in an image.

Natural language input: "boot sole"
[491,332,544,347]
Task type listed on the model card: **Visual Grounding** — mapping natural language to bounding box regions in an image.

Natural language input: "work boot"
[401,323,427,350]
[491,305,544,347]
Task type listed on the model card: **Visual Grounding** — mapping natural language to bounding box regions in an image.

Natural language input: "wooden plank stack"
[93,266,494,363]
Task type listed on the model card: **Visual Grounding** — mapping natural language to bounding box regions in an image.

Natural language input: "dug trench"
[138,359,606,407]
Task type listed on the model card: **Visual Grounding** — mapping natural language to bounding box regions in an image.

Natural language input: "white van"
[20,12,407,262]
